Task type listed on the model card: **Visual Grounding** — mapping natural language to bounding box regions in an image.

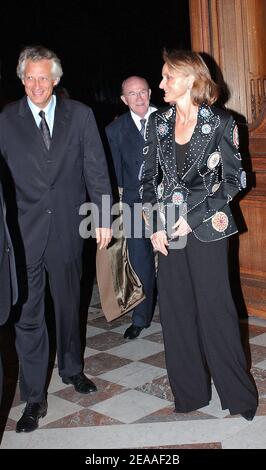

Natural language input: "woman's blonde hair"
[163,49,219,106]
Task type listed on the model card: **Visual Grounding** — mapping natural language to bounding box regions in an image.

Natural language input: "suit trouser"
[127,236,156,328]
[15,223,83,403]
[157,233,258,414]
[0,354,3,404]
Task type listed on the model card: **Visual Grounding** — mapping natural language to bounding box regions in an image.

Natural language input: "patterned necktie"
[140,118,146,138]
[39,110,51,150]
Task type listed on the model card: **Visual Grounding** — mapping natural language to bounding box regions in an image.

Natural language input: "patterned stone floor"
[1,284,266,449]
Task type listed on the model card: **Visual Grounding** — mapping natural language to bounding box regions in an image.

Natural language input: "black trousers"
[125,205,156,328]
[127,237,156,328]
[15,222,83,403]
[0,354,3,404]
[157,233,258,414]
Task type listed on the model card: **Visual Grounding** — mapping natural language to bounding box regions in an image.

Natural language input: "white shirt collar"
[130,105,157,131]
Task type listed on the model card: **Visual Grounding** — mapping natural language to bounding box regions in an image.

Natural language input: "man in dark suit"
[105,76,156,340]
[0,179,18,404]
[0,46,112,432]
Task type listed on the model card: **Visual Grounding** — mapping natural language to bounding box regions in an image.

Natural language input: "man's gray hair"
[16,45,63,82]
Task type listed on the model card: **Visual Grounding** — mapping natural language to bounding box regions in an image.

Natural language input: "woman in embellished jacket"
[141,50,258,420]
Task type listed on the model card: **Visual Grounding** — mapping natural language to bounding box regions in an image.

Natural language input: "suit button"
[5,247,10,253]
[46,209,52,214]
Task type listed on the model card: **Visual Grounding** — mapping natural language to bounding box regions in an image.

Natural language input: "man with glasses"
[105,76,157,339]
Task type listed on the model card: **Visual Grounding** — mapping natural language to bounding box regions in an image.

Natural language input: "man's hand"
[95,227,112,250]
[150,230,169,256]
[171,216,192,238]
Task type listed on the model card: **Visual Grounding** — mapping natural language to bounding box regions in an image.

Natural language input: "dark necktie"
[39,110,51,150]
[140,118,146,138]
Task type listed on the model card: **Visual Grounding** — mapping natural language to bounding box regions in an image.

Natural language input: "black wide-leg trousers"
[157,234,258,414]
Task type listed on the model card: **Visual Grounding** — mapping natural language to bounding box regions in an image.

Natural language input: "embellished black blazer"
[141,104,246,242]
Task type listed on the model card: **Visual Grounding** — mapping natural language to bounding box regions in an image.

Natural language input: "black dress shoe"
[124,324,143,339]
[16,400,47,433]
[62,372,97,394]
[241,408,257,421]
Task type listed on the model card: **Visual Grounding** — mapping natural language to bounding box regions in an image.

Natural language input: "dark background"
[0,0,190,126]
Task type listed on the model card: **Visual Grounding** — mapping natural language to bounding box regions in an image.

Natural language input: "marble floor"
[1,284,266,450]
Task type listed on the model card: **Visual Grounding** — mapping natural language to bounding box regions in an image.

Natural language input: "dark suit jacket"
[142,104,246,242]
[105,112,145,206]
[0,181,17,324]
[0,97,112,264]
[0,180,17,403]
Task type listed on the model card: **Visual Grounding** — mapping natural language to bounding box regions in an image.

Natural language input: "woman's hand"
[150,230,169,256]
[171,216,192,238]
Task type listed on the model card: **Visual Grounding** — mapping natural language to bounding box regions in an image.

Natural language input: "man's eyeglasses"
[124,90,149,98]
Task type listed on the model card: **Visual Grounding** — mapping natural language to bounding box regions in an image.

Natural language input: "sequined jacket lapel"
[154,104,220,182]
